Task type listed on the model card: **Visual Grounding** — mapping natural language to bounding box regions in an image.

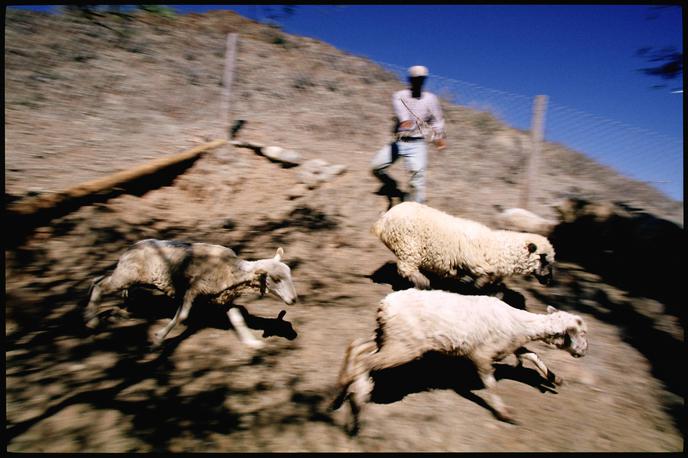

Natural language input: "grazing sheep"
[85,239,298,349]
[493,206,558,236]
[333,289,588,431]
[373,202,555,289]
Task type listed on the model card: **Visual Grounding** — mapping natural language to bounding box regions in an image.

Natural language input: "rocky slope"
[5,9,684,452]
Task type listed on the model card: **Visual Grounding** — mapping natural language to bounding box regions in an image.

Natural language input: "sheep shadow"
[368,261,527,310]
[6,318,245,451]
[6,283,296,451]
[368,352,557,419]
[119,288,298,344]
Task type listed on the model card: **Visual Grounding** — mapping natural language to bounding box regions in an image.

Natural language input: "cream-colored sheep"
[373,202,555,289]
[333,289,588,432]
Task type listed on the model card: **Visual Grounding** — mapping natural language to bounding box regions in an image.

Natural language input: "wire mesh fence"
[376,61,683,201]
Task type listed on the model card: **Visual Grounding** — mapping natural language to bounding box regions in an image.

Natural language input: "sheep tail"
[331,336,375,411]
[371,217,385,239]
[337,336,377,387]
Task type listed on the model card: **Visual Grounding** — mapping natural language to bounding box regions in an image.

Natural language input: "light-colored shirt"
[392,89,445,139]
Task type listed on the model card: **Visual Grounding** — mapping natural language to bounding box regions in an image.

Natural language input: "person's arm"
[392,92,415,131]
[428,94,447,149]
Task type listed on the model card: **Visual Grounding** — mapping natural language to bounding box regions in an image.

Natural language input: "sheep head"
[546,306,588,358]
[255,247,298,305]
[525,236,556,285]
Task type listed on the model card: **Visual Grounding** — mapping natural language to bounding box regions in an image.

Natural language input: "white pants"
[371,141,427,203]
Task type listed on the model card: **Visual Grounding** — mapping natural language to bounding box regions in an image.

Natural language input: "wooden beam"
[7,139,227,217]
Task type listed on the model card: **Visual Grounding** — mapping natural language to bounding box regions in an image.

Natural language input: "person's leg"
[399,141,428,204]
[371,142,400,189]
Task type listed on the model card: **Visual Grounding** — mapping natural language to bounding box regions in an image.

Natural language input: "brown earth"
[5,9,684,452]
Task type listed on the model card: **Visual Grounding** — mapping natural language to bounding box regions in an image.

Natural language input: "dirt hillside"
[5,9,684,452]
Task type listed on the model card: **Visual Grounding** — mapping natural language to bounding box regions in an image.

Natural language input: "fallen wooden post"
[6,139,227,245]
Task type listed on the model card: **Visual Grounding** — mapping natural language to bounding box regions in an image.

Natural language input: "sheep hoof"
[346,417,361,436]
[152,334,165,348]
[85,317,100,329]
[494,406,518,425]
[496,408,518,424]
[329,390,348,412]
[245,339,265,350]
[547,371,564,386]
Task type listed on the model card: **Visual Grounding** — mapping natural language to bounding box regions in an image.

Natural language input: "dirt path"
[5,143,683,452]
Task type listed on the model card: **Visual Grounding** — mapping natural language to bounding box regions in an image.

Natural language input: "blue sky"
[8,4,684,200]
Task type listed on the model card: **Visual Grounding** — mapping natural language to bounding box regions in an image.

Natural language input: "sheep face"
[526,239,555,285]
[546,306,588,358]
[258,248,298,305]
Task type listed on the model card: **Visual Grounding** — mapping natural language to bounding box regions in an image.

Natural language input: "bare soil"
[5,9,684,452]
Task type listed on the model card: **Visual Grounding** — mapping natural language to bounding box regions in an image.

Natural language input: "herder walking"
[371,65,447,205]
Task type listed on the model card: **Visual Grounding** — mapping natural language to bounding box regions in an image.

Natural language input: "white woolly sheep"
[493,206,558,236]
[373,202,556,289]
[85,239,298,349]
[333,289,588,431]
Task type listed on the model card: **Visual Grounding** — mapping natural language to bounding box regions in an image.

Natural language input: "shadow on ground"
[342,352,558,423]
[6,284,306,451]
[368,261,527,310]
[523,265,685,438]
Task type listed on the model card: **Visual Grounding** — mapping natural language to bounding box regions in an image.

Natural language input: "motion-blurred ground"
[5,9,684,452]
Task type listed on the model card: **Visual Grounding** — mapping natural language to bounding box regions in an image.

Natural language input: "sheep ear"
[277,310,286,320]
[527,242,537,253]
[274,247,284,262]
[546,305,558,314]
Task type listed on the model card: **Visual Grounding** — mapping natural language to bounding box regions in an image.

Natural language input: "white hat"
[408,65,429,77]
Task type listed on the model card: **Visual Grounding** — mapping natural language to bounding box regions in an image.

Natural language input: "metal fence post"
[220,33,238,140]
[520,94,548,210]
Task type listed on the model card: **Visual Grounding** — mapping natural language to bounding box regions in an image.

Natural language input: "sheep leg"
[153,304,183,346]
[475,358,517,424]
[331,336,377,417]
[346,372,374,436]
[178,289,197,322]
[227,307,264,349]
[397,261,430,289]
[474,275,496,290]
[331,339,378,432]
[85,274,132,328]
[337,337,378,388]
[515,347,563,385]
[347,340,409,435]
[154,289,195,345]
[85,276,108,327]
[342,339,418,434]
